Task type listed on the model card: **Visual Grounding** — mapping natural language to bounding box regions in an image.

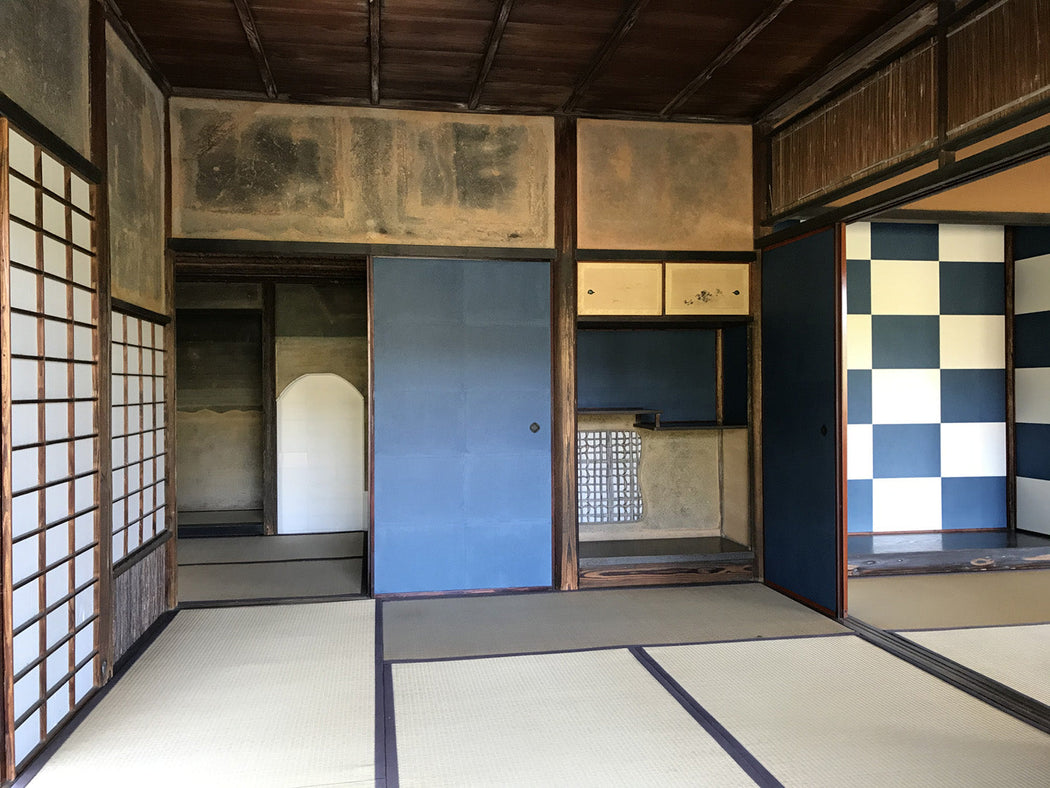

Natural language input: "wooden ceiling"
[109,0,921,123]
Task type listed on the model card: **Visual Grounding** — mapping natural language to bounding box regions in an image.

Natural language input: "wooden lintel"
[232,0,278,99]
[661,0,795,118]
[101,0,172,96]
[761,0,937,129]
[561,0,650,113]
[369,0,382,105]
[469,0,515,110]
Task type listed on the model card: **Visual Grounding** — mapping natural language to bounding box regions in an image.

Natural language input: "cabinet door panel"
[665,263,750,315]
[578,262,662,315]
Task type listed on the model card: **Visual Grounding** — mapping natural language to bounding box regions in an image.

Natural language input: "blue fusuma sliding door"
[762,229,843,616]
[372,258,553,594]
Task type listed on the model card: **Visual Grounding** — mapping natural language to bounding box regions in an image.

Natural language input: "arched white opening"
[277,373,365,534]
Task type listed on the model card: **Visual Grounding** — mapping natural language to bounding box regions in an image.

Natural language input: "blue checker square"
[847,479,874,533]
[1015,311,1050,369]
[871,316,939,369]
[870,222,939,261]
[940,262,1004,315]
[847,370,872,424]
[1013,226,1050,261]
[847,259,871,314]
[1016,422,1050,481]
[940,369,1005,423]
[941,477,1007,529]
[873,424,940,478]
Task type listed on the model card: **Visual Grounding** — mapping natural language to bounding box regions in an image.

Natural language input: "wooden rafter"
[660,0,795,117]
[561,0,650,113]
[102,0,173,96]
[232,0,278,99]
[369,0,382,105]
[469,0,515,110]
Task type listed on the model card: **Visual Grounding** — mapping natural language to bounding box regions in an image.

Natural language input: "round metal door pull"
[530,423,541,433]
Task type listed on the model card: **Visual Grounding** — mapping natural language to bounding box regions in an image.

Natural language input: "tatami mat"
[848,570,1050,629]
[648,636,1050,787]
[383,583,846,661]
[178,558,362,602]
[391,649,756,787]
[29,602,375,788]
[177,532,365,565]
[904,624,1050,706]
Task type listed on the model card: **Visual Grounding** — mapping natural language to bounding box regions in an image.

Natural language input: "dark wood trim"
[174,255,366,283]
[374,586,552,601]
[170,237,553,262]
[875,209,1050,225]
[163,96,178,612]
[753,122,772,234]
[577,316,751,330]
[576,249,756,262]
[662,0,796,117]
[764,579,837,619]
[111,531,174,578]
[715,329,725,425]
[835,222,847,618]
[369,0,382,105]
[0,91,100,184]
[578,561,754,588]
[935,1,951,153]
[1005,226,1016,534]
[261,284,277,536]
[552,117,578,591]
[232,0,278,99]
[760,0,937,128]
[367,256,376,599]
[469,0,515,110]
[748,252,763,579]
[110,298,171,326]
[100,0,172,97]
[561,0,650,113]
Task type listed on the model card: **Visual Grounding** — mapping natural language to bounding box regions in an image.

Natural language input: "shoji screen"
[2,121,101,768]
[110,311,167,562]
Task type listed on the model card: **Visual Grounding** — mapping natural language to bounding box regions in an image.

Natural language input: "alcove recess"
[575,260,754,587]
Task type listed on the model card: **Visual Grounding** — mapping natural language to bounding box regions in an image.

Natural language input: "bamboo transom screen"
[3,123,101,767]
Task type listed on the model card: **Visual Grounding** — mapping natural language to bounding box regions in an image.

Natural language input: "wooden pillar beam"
[469,0,515,110]
[262,284,277,536]
[232,0,278,99]
[369,0,382,105]
[661,0,795,117]
[561,0,649,114]
[552,117,578,591]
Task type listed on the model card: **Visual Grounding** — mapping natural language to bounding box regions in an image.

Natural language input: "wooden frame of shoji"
[1,119,101,770]
[110,310,168,564]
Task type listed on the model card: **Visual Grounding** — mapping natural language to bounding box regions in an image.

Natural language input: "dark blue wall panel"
[722,324,749,426]
[762,229,840,615]
[373,258,552,594]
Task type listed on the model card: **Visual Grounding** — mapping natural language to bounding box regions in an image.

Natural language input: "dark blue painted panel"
[941,369,1006,423]
[762,229,840,614]
[1013,226,1050,261]
[939,262,1004,315]
[941,477,1007,529]
[1017,422,1050,480]
[577,330,717,422]
[872,315,940,369]
[1015,311,1050,368]
[847,370,872,424]
[873,424,940,478]
[373,258,552,594]
[722,324,749,426]
[847,479,874,533]
[846,259,871,314]
[870,222,939,260]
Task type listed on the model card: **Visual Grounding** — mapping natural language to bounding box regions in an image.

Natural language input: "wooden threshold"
[578,559,754,588]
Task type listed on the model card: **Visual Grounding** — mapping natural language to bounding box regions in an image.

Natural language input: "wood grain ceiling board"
[570,0,773,116]
[673,0,920,119]
[112,0,262,92]
[249,0,371,99]
[475,0,627,111]
[380,0,495,103]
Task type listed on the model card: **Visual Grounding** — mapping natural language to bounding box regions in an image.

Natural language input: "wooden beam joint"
[470,0,515,110]
[561,0,650,114]
[232,0,278,99]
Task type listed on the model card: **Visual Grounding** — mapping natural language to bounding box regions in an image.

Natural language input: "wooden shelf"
[634,413,746,431]
[578,315,751,330]
[578,407,660,417]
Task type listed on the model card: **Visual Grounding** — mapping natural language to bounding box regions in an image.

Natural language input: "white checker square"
[871,369,940,424]
[1015,253,1050,315]
[846,315,872,370]
[939,315,1004,369]
[870,259,940,315]
[1017,476,1050,536]
[940,422,1006,478]
[846,222,871,260]
[872,478,942,532]
[938,225,1004,263]
[847,424,873,480]
[1016,368,1050,425]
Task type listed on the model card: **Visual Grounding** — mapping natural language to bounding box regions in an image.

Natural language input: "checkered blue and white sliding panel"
[1014,227,1050,536]
[845,222,1006,533]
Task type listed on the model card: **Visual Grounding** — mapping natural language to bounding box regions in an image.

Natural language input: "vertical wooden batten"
[262,284,277,536]
[835,222,847,617]
[552,117,578,591]
[366,256,376,597]
[1004,227,1016,533]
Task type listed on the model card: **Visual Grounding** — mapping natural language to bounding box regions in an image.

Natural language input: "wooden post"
[262,283,277,536]
[163,96,178,609]
[1005,227,1016,533]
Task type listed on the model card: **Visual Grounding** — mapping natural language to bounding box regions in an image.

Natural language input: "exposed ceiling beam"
[760,0,937,129]
[660,0,795,117]
[101,0,172,96]
[469,0,515,110]
[369,0,382,105]
[231,0,278,99]
[561,0,650,114]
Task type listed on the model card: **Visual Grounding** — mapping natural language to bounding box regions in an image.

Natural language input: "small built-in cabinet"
[578,261,750,317]
[578,262,663,315]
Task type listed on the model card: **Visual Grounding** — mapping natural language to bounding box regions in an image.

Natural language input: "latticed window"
[577,431,642,524]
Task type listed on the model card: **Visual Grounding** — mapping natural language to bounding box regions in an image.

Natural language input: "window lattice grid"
[577,430,642,524]
[111,312,168,563]
[4,125,100,767]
